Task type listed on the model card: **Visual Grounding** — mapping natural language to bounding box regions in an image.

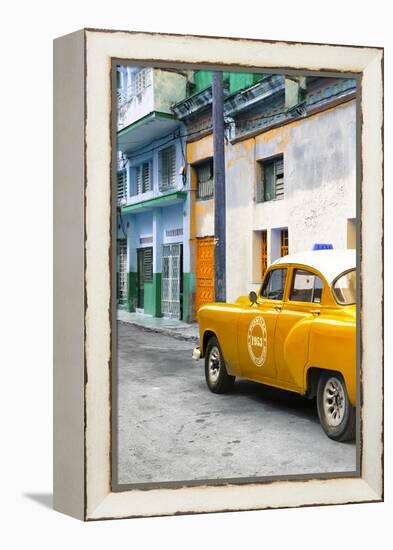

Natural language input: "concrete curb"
[118,320,199,343]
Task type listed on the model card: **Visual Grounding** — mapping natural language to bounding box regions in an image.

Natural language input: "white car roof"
[271,249,356,285]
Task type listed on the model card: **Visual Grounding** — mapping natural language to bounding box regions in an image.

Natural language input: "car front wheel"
[316,372,356,442]
[205,336,235,394]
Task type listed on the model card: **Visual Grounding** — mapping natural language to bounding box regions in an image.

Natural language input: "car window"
[332,269,356,305]
[290,269,323,303]
[261,268,287,300]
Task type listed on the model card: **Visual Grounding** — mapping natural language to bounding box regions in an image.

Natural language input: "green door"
[137,247,153,309]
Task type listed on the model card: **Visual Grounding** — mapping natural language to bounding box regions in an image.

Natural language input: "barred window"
[257,155,284,202]
[196,159,214,199]
[159,146,177,191]
[280,228,289,257]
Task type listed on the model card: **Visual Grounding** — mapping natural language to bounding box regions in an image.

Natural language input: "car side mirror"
[249,291,258,305]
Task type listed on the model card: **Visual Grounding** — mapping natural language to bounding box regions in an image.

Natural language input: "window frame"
[195,158,214,200]
[289,267,325,305]
[331,268,356,306]
[257,154,284,203]
[260,267,288,301]
[159,145,177,192]
[131,160,152,196]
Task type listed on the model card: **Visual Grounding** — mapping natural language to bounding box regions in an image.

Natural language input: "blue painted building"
[116,66,194,321]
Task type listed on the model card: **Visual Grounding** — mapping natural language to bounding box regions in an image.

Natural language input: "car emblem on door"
[247,316,268,367]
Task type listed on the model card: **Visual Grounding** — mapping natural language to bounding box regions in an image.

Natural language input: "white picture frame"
[53,29,383,521]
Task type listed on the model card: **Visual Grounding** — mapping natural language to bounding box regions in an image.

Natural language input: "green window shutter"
[259,155,284,202]
[264,161,275,201]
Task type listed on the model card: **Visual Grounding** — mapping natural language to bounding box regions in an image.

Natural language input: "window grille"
[161,243,182,319]
[165,228,183,237]
[280,228,289,257]
[117,239,128,305]
[159,146,177,191]
[196,159,214,199]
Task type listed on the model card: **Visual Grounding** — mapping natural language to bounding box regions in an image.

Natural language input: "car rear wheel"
[205,336,235,394]
[316,372,356,442]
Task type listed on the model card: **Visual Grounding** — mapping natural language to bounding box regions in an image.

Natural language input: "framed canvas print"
[53,29,384,520]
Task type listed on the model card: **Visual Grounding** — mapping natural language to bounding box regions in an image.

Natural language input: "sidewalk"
[117,310,199,343]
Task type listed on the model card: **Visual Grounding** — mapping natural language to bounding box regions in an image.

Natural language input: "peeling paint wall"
[187,135,215,239]
[153,70,188,113]
[226,100,356,302]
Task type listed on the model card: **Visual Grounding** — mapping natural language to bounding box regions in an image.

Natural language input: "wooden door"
[195,238,215,315]
[137,247,153,309]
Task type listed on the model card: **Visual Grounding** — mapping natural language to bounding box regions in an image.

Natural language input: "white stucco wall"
[118,68,188,130]
[226,100,357,302]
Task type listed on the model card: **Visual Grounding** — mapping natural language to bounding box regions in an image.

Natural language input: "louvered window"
[196,159,214,199]
[135,162,151,195]
[257,155,284,202]
[117,171,127,203]
[159,146,177,191]
[142,247,153,282]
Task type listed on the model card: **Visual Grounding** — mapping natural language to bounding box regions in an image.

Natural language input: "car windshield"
[332,269,356,305]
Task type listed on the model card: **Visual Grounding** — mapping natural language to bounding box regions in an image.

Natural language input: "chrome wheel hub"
[208,346,221,382]
[323,377,346,427]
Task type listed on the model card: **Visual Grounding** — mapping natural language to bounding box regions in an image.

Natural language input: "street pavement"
[116,322,357,485]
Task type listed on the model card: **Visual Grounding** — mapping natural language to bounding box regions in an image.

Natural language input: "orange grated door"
[195,238,215,315]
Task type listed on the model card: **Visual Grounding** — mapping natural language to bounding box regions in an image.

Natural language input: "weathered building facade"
[116,66,194,320]
[117,66,357,320]
[174,73,357,304]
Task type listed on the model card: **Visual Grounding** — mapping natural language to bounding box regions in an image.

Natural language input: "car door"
[274,267,325,390]
[237,267,288,381]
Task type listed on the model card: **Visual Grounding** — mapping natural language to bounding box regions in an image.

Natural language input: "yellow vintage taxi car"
[194,249,356,442]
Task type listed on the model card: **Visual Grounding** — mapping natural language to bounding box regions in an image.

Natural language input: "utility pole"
[212,71,226,302]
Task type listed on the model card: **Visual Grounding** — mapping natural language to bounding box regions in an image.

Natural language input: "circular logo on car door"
[247,316,268,367]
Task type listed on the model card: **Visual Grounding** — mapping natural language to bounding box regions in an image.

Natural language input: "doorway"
[137,247,153,309]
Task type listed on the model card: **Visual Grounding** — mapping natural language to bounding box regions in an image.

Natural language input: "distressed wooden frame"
[53,29,383,521]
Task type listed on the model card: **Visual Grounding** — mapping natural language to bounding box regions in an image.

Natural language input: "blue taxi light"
[313,243,333,250]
